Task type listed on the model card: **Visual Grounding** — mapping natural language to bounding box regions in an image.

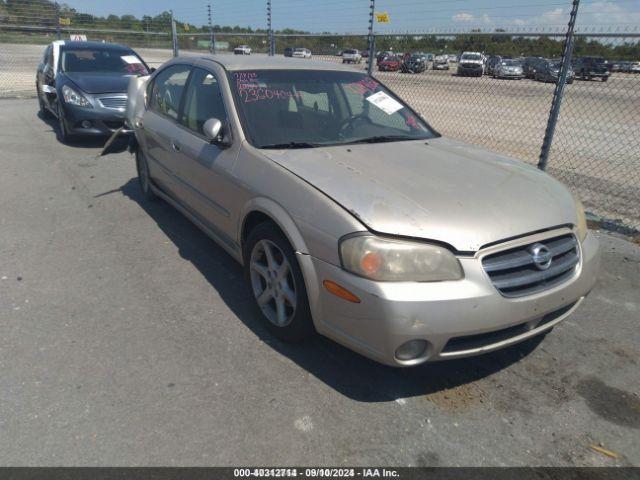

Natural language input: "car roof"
[198,54,354,72]
[59,41,133,52]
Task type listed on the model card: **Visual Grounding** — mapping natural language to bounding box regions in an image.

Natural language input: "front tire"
[56,102,73,143]
[244,222,314,342]
[37,88,52,119]
[136,150,157,201]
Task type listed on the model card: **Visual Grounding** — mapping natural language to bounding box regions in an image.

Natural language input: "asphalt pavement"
[0,98,638,466]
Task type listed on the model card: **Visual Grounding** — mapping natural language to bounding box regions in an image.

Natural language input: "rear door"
[140,64,191,196]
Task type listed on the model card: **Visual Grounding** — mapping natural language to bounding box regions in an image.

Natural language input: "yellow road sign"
[59,18,71,26]
[375,12,390,23]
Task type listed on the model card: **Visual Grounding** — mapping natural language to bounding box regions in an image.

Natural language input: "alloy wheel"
[249,239,297,327]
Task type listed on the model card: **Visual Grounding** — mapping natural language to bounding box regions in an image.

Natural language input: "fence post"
[207,3,216,54]
[367,0,376,75]
[171,11,179,57]
[538,0,580,170]
[267,0,274,56]
[55,1,61,40]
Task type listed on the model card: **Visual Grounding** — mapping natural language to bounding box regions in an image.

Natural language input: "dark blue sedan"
[36,41,150,142]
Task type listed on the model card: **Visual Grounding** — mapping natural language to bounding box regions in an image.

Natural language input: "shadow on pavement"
[107,177,545,402]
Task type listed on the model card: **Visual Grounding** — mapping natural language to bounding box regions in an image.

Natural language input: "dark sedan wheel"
[37,89,52,119]
[56,102,72,143]
[244,222,314,342]
[136,150,157,201]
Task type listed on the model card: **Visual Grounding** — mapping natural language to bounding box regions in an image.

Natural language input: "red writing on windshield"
[345,77,379,96]
[239,88,302,103]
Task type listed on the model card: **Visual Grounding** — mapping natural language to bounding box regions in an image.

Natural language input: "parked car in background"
[127,55,599,367]
[534,59,575,84]
[485,55,502,76]
[401,54,427,73]
[284,47,294,57]
[631,61,640,73]
[522,57,545,78]
[457,52,484,76]
[376,51,394,65]
[292,48,312,59]
[234,45,251,55]
[36,40,149,143]
[361,50,369,58]
[378,55,402,72]
[342,49,362,64]
[447,54,458,63]
[493,59,524,79]
[573,57,609,81]
[432,54,449,70]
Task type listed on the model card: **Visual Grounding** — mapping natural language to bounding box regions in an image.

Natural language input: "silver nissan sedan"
[126,55,600,367]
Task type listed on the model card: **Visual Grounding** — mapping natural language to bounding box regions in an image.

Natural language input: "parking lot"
[2,43,638,229]
[1,98,639,466]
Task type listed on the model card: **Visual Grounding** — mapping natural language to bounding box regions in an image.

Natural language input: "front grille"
[103,120,124,130]
[482,234,580,297]
[99,96,127,110]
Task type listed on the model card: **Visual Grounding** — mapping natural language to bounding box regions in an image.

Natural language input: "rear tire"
[243,222,315,342]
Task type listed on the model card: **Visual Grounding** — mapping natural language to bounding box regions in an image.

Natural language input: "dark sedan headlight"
[340,235,463,282]
[62,85,91,108]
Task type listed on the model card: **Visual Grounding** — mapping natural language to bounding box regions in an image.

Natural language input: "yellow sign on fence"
[59,18,71,26]
[375,12,390,23]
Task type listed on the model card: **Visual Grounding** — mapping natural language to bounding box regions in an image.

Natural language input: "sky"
[62,0,640,34]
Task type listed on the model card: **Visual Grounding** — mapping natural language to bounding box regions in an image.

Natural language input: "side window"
[149,65,191,120]
[180,68,228,136]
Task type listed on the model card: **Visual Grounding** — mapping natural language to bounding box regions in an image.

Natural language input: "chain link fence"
[271,30,640,231]
[1,1,639,231]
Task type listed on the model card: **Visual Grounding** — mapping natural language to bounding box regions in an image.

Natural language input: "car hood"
[260,138,577,252]
[64,72,133,94]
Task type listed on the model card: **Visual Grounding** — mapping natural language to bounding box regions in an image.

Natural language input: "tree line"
[1,0,638,59]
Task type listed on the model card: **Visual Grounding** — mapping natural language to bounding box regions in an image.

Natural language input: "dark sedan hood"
[261,137,578,252]
[64,72,133,94]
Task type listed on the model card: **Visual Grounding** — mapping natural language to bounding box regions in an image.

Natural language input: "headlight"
[575,198,588,242]
[339,235,463,282]
[62,85,91,107]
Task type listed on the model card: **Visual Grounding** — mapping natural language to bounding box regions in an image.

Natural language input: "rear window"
[461,54,481,61]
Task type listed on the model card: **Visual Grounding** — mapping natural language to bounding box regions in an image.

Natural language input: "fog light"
[81,120,92,129]
[395,340,428,361]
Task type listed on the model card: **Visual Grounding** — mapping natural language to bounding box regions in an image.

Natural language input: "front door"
[168,67,241,244]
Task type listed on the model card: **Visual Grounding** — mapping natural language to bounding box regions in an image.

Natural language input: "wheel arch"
[239,197,310,264]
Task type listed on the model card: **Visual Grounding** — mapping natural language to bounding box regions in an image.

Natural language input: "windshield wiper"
[342,135,417,145]
[259,141,322,149]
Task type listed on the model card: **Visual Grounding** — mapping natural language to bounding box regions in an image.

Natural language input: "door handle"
[171,141,181,152]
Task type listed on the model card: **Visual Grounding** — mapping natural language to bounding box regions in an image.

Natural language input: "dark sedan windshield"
[61,48,148,75]
[229,70,436,148]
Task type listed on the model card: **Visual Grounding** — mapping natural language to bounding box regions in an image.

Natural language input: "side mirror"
[149,67,157,73]
[41,84,56,95]
[203,118,230,146]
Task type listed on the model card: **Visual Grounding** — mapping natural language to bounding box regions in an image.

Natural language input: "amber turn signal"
[323,280,361,303]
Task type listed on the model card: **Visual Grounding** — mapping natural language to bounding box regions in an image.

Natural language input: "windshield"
[461,54,481,61]
[344,49,357,54]
[502,60,521,66]
[61,48,147,75]
[229,70,437,148]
